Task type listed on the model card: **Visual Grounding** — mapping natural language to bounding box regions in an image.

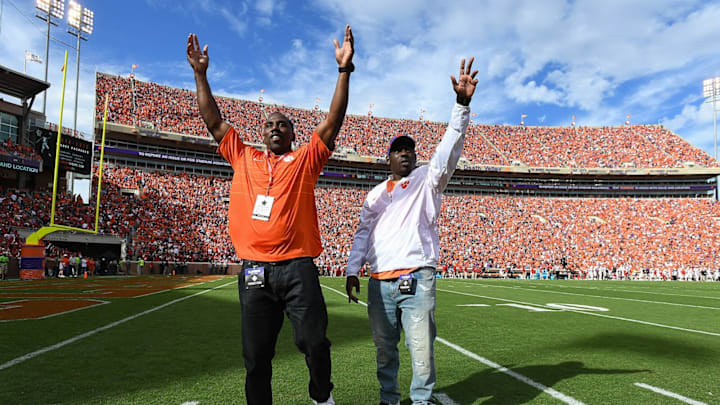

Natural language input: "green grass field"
[1,276,719,404]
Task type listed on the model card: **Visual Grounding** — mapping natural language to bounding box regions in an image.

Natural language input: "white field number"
[493,303,609,312]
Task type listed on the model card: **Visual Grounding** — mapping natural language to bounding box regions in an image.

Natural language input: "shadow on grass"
[434,361,648,405]
[0,277,374,404]
[564,332,720,365]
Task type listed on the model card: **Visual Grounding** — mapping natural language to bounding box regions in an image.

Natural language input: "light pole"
[67,0,93,135]
[35,0,64,115]
[703,77,720,199]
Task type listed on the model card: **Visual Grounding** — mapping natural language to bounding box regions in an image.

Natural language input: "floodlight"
[36,0,50,14]
[703,76,720,200]
[81,8,93,34]
[703,77,720,98]
[51,0,64,18]
[67,0,81,29]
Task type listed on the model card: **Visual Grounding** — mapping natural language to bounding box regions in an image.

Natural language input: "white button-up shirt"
[347,103,470,276]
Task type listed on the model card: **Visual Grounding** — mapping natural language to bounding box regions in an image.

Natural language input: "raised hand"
[450,57,479,100]
[334,25,354,68]
[187,33,209,74]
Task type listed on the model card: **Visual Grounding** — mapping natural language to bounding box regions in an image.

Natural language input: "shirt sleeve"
[216,126,247,166]
[346,186,384,276]
[305,130,332,174]
[426,103,470,192]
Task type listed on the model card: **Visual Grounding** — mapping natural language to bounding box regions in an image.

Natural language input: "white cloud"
[255,0,283,25]
[219,7,248,36]
[661,102,713,132]
[505,76,563,105]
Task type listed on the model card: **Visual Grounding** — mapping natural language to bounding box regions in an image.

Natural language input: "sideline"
[634,382,707,405]
[321,284,585,405]
[0,280,236,371]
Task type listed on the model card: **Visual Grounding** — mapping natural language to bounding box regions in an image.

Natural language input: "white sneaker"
[313,392,335,405]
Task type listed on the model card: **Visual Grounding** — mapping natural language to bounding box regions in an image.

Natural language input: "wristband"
[338,63,355,73]
[456,95,471,106]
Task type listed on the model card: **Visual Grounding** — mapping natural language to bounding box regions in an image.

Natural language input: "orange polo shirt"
[217,126,331,262]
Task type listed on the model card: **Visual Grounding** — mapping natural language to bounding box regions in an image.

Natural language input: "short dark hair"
[267,112,294,133]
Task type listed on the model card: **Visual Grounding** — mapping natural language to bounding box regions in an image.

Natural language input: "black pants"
[239,257,333,405]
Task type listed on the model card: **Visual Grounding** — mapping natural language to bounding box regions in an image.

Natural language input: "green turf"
[1,277,718,404]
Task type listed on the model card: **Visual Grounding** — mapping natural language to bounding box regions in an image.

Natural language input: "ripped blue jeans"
[367,267,436,405]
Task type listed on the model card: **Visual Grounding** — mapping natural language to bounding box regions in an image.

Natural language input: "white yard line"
[131,280,210,299]
[0,280,236,371]
[447,281,720,310]
[437,337,585,405]
[321,284,585,405]
[634,382,708,405]
[438,288,720,337]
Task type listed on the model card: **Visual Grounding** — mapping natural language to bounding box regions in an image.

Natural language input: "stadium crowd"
[95,72,716,169]
[3,165,720,280]
[1,139,42,161]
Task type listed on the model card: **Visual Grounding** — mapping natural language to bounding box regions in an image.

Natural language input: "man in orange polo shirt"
[187,25,354,405]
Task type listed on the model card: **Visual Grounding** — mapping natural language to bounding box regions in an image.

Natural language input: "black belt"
[242,258,303,267]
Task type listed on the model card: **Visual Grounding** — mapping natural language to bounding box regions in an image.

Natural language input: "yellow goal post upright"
[21,50,110,280]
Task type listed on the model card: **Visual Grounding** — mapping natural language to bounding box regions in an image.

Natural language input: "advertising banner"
[0,154,40,174]
[34,127,92,174]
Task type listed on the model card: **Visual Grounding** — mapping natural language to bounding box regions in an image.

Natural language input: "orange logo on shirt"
[400,180,409,189]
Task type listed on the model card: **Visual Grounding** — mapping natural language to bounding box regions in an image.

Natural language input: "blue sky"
[2,0,720,159]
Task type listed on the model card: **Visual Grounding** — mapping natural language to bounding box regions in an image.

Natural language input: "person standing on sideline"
[137,257,144,275]
[0,250,8,280]
[187,25,354,405]
[346,57,477,405]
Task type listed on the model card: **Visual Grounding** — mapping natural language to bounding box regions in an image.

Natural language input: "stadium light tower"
[703,77,720,199]
[35,0,65,115]
[67,0,93,135]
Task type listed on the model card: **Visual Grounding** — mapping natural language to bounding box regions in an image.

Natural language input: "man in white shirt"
[345,57,477,405]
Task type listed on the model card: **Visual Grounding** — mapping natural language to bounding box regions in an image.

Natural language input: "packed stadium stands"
[1,139,41,161]
[4,164,720,279]
[95,72,716,168]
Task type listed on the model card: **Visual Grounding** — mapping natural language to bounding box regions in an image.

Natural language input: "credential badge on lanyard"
[251,151,287,221]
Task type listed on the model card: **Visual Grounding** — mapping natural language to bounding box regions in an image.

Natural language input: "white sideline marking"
[449,281,720,310]
[321,285,585,405]
[634,382,707,405]
[0,280,236,371]
[0,299,110,323]
[132,278,218,299]
[536,284,720,301]
[433,392,459,405]
[180,401,200,405]
[438,288,720,337]
[437,337,585,405]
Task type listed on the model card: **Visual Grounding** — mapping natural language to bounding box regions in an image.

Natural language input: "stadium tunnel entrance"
[16,227,124,276]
